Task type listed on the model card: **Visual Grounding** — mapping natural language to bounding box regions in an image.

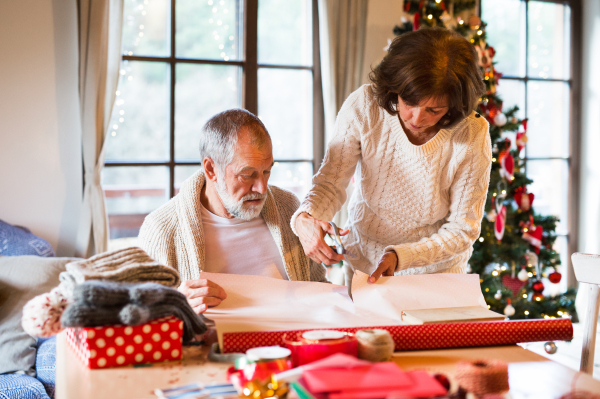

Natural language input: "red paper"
[66,316,183,369]
[329,371,447,399]
[303,362,412,393]
[221,319,573,353]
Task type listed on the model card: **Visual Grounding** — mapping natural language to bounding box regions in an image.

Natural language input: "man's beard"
[215,178,267,221]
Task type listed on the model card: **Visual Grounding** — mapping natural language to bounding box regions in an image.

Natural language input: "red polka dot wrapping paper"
[65,316,183,369]
[221,319,573,353]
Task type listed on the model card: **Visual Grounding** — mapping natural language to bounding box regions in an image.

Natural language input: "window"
[103,0,322,242]
[482,0,577,287]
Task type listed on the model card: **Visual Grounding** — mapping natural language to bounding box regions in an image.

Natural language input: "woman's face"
[397,95,449,134]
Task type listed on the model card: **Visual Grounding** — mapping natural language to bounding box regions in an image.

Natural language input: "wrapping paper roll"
[221,319,573,354]
[283,330,358,366]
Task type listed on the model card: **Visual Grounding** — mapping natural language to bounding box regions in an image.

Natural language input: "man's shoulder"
[268,184,301,215]
[139,196,180,240]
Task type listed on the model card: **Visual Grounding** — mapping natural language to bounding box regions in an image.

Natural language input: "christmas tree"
[393,1,577,321]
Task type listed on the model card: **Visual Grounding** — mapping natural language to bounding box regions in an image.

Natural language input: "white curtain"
[75,0,124,257]
[318,0,369,227]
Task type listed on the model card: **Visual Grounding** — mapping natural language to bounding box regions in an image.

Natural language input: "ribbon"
[283,330,358,367]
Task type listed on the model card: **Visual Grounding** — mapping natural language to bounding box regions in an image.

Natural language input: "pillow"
[0,256,79,376]
[0,220,55,257]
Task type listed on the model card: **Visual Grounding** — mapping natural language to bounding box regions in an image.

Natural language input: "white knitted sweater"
[291,85,492,275]
[138,170,327,283]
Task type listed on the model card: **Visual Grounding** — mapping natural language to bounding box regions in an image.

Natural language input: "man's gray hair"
[199,109,270,170]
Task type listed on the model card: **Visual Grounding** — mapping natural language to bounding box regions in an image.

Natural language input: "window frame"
[104,0,324,199]
[480,0,581,288]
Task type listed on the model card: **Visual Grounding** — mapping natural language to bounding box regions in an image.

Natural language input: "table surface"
[55,332,600,399]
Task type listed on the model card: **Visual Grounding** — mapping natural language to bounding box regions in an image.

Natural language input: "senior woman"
[291,28,492,284]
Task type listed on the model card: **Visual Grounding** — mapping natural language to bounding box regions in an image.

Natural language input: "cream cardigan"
[291,85,492,275]
[138,170,327,283]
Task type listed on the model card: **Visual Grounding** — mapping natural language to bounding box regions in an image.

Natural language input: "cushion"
[35,337,56,399]
[0,374,50,399]
[0,256,79,376]
[0,220,54,257]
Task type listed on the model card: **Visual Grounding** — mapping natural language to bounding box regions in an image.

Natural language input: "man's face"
[215,128,274,221]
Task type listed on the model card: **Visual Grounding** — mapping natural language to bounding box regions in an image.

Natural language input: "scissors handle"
[327,221,344,255]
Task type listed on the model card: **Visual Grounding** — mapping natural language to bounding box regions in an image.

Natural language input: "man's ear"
[203,157,219,182]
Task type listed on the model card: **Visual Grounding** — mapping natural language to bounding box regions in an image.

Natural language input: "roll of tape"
[283,330,357,366]
[455,359,509,395]
[356,329,394,362]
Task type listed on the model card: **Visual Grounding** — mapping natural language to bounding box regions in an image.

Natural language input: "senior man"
[138,109,327,314]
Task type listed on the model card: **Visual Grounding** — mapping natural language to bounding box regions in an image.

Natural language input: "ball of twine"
[356,329,394,362]
[21,287,71,338]
[455,359,509,395]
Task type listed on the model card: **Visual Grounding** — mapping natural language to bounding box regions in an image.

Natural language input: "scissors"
[327,221,358,264]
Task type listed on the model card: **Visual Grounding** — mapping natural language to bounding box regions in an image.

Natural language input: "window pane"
[175,64,242,160]
[176,0,242,60]
[270,162,313,199]
[122,0,170,57]
[526,81,569,158]
[258,68,312,160]
[481,0,525,77]
[496,79,525,119]
[528,1,570,80]
[258,0,312,66]
[105,61,170,161]
[526,160,568,235]
[175,165,201,194]
[103,166,169,239]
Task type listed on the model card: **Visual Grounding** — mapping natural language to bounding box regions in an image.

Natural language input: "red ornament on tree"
[521,216,543,254]
[500,153,514,181]
[549,271,562,284]
[514,186,534,211]
[532,280,545,293]
[494,205,507,241]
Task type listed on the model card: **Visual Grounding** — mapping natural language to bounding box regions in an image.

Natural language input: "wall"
[579,0,600,255]
[0,0,82,256]
[360,0,405,85]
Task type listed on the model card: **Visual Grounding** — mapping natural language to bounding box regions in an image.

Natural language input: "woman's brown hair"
[369,28,485,127]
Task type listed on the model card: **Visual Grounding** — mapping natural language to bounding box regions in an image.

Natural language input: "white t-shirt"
[200,203,288,280]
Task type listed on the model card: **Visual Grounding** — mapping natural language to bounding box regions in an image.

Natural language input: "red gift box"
[221,319,573,353]
[66,316,183,369]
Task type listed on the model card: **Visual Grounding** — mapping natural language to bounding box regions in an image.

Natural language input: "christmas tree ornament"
[549,270,562,284]
[544,341,557,355]
[524,251,538,268]
[503,299,515,317]
[494,290,502,300]
[521,218,544,254]
[510,116,518,124]
[517,267,529,282]
[500,153,514,181]
[494,205,506,241]
[532,280,545,293]
[485,208,497,222]
[502,274,526,298]
[493,112,507,127]
[514,186,534,211]
[532,292,544,301]
[516,130,528,153]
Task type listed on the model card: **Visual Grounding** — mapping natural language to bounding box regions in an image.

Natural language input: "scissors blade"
[343,250,359,262]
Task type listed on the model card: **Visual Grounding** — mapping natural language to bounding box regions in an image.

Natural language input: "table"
[55,332,600,399]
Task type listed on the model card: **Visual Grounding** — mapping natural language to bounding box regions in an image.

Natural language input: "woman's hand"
[178,279,227,314]
[295,212,348,265]
[368,251,398,283]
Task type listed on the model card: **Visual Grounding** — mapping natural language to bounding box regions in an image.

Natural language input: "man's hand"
[178,279,227,314]
[295,212,348,265]
[368,251,398,283]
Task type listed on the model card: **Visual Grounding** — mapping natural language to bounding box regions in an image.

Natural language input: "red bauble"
[532,280,545,293]
[532,292,544,302]
[549,271,562,284]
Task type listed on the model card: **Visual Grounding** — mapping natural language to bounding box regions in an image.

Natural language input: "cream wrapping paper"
[202,271,489,348]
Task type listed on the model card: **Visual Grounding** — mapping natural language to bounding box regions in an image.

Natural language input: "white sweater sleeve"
[385,122,492,272]
[290,87,369,233]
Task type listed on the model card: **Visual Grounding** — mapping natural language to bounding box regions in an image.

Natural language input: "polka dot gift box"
[65,316,183,369]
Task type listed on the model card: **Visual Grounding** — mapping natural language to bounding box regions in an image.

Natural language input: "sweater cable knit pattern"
[138,170,327,283]
[291,85,492,275]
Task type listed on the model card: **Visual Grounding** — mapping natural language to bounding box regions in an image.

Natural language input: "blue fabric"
[35,338,55,399]
[0,374,51,399]
[0,220,54,257]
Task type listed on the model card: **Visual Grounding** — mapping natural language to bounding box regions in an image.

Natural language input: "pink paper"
[303,353,371,370]
[302,362,412,393]
[328,371,448,399]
